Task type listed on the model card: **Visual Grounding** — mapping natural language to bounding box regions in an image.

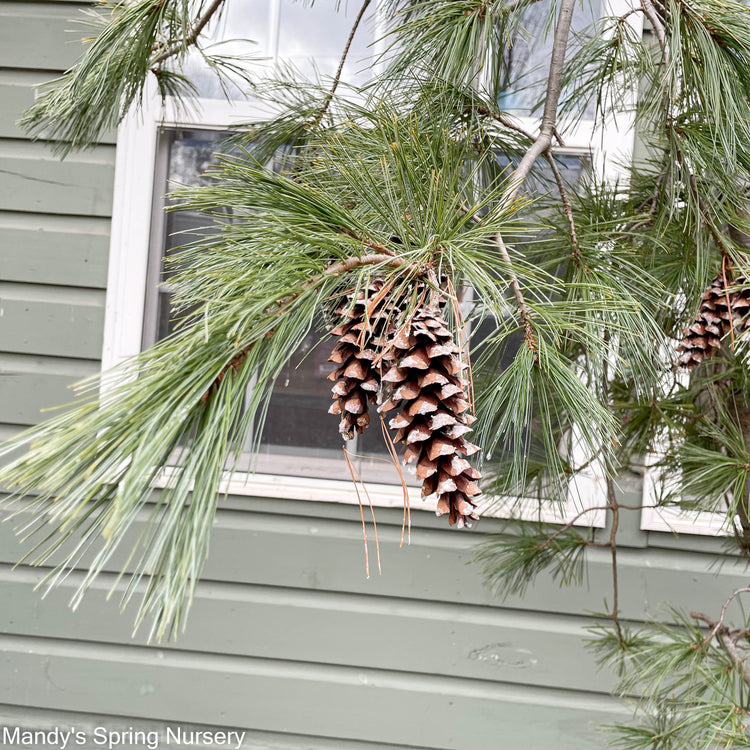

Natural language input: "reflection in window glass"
[277,0,376,85]
[179,0,376,100]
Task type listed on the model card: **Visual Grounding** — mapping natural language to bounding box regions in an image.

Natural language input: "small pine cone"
[328,280,397,439]
[380,303,482,528]
[677,274,734,369]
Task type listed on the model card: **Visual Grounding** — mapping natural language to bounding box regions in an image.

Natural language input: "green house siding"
[0,4,745,749]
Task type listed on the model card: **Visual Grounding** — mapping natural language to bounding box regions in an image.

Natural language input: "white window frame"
[102,0,641,527]
[641,460,730,536]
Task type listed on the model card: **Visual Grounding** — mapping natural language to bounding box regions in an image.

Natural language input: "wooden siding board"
[0,141,115,217]
[0,3,92,71]
[0,71,117,144]
[0,354,98,425]
[0,283,104,359]
[0,212,110,288]
[0,635,628,750]
[0,566,615,694]
[1,503,747,623]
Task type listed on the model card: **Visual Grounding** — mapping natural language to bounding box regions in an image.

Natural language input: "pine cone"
[677,274,750,369]
[328,280,397,439]
[379,302,482,528]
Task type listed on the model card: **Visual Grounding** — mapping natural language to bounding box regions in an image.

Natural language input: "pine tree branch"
[494,231,538,354]
[640,0,667,62]
[150,0,228,66]
[606,475,625,644]
[692,600,750,687]
[501,0,577,203]
[544,151,582,265]
[475,0,577,354]
[309,0,372,129]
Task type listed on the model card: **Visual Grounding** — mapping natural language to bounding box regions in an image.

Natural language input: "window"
[102,0,638,525]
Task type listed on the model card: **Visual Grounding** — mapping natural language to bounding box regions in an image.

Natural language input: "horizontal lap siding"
[0,3,744,750]
[0,2,111,431]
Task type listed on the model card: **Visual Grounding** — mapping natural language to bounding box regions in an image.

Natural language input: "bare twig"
[472,105,534,142]
[537,502,660,550]
[692,604,750,687]
[501,0,577,204]
[544,151,583,266]
[494,231,538,354]
[309,0,372,129]
[151,0,227,66]
[606,476,625,644]
[641,0,667,63]
[698,587,750,648]
[539,505,610,549]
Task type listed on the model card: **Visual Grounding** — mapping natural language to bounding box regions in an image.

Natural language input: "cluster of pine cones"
[678,273,750,368]
[327,279,482,527]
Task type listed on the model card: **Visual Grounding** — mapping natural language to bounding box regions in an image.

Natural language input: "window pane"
[149,128,398,484]
[277,0,376,85]
[148,130,591,486]
[179,0,376,100]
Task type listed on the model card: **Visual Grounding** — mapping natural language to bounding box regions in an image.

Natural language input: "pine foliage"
[7,0,750,743]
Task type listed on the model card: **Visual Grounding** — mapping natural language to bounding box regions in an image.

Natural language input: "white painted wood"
[154,468,607,527]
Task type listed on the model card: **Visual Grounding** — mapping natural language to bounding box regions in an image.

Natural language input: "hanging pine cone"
[379,300,482,528]
[328,280,397,439]
[677,273,750,369]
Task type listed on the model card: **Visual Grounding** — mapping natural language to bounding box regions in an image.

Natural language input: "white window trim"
[641,456,732,536]
[103,0,641,527]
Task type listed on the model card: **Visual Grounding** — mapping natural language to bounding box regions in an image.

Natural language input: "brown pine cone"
[328,280,397,439]
[677,273,750,369]
[379,302,482,528]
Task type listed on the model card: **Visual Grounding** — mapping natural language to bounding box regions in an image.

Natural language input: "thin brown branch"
[544,151,583,266]
[340,228,396,257]
[472,105,535,142]
[699,587,750,647]
[494,231,538,355]
[538,506,611,550]
[501,0,577,203]
[309,0,372,129]
[470,108,582,265]
[538,502,662,550]
[607,476,625,644]
[301,252,408,292]
[641,0,667,63]
[673,139,731,254]
[692,605,750,687]
[151,0,227,66]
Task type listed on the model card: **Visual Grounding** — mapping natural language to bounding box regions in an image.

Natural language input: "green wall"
[0,4,746,749]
